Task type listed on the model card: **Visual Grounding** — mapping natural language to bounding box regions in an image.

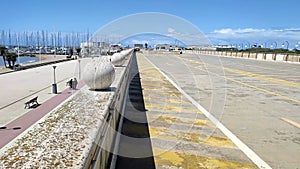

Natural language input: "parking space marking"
[149,126,237,148]
[147,114,213,127]
[179,57,300,105]
[144,55,272,169]
[152,148,257,169]
[195,65,300,105]
[181,57,300,89]
[281,117,300,129]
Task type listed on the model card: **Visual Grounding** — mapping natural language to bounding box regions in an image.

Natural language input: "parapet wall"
[188,50,300,63]
[0,52,134,169]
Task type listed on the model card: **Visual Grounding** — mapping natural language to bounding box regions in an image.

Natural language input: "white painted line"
[144,56,272,169]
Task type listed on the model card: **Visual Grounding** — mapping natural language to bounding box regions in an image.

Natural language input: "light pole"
[271,42,277,49]
[296,41,300,50]
[78,60,81,80]
[52,65,57,94]
[282,41,289,50]
[244,42,250,49]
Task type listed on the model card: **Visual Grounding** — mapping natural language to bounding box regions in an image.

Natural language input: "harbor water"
[0,56,39,66]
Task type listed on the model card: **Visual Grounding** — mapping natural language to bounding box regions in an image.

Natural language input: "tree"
[0,46,7,68]
[76,48,81,56]
[6,53,17,69]
[69,48,73,56]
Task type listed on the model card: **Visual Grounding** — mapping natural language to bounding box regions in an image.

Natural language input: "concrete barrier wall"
[287,55,300,62]
[86,53,134,169]
[0,52,134,169]
[249,53,257,59]
[257,53,264,60]
[275,54,285,61]
[237,52,243,57]
[193,50,300,63]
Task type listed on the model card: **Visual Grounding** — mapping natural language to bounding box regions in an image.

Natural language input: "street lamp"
[244,42,250,49]
[271,42,277,49]
[286,41,289,50]
[282,41,289,50]
[78,60,81,80]
[295,41,299,50]
[52,65,57,94]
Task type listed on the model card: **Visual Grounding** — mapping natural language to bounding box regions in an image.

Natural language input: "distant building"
[215,45,236,51]
[80,42,110,57]
[108,44,123,55]
[134,44,143,49]
[187,46,217,51]
[154,44,173,51]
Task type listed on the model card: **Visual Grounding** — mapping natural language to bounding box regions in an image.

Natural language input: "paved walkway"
[0,81,85,148]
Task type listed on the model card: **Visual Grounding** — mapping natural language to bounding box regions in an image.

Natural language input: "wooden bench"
[24,96,39,109]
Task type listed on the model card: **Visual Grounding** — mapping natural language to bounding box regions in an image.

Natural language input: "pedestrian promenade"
[0,81,84,148]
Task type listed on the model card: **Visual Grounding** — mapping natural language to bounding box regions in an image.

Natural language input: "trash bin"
[72,78,78,89]
[52,83,57,94]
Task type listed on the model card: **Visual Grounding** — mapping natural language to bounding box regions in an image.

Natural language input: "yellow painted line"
[147,114,212,127]
[142,87,171,91]
[144,97,189,104]
[227,76,300,104]
[141,84,178,90]
[149,126,237,148]
[223,67,300,89]
[152,148,258,169]
[281,117,300,129]
[145,103,202,114]
[145,55,272,168]
[181,57,300,89]
[142,90,183,98]
[191,63,300,105]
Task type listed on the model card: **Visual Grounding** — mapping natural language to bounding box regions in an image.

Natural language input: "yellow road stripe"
[223,67,300,89]
[281,117,300,129]
[149,126,236,148]
[144,97,190,104]
[145,103,202,114]
[143,91,183,98]
[147,114,212,127]
[181,57,300,89]
[183,58,300,105]
[152,148,258,169]
[227,77,300,104]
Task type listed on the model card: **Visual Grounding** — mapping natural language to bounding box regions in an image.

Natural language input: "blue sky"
[1,0,300,47]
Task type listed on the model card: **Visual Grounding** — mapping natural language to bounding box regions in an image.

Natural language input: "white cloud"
[168,28,175,33]
[131,39,148,44]
[213,28,234,34]
[213,28,265,34]
[207,28,300,47]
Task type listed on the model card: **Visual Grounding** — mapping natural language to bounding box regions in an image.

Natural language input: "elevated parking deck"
[113,53,259,169]
[1,50,299,168]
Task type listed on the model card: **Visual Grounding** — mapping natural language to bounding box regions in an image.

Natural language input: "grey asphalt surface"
[143,51,300,169]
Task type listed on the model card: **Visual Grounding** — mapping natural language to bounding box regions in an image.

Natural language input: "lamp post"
[282,41,289,50]
[296,41,300,50]
[244,42,250,49]
[286,41,289,50]
[271,42,277,49]
[78,60,81,80]
[52,65,57,94]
